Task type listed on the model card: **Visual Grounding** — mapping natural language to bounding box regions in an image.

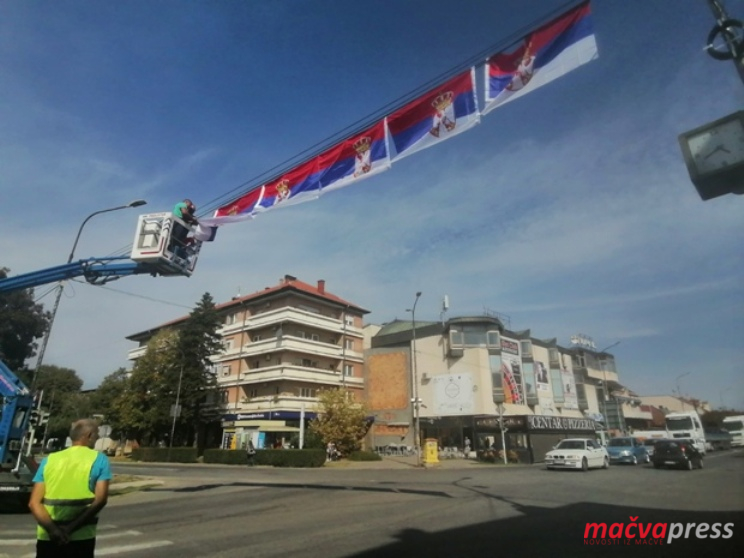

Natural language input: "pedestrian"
[29,419,112,558]
[246,439,256,466]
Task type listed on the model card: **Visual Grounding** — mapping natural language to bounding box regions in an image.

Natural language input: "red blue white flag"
[211,159,322,223]
[484,1,598,114]
[387,68,480,161]
[317,121,390,193]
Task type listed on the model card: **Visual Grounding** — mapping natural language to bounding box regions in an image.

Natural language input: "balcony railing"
[225,363,365,387]
[219,307,363,337]
[212,335,363,363]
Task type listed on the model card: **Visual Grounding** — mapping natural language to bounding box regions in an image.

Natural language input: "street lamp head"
[415,291,421,298]
[127,199,147,208]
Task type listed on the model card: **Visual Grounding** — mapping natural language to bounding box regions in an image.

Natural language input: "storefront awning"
[257,425,301,433]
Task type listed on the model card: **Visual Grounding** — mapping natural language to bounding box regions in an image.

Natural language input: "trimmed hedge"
[253,449,326,468]
[203,448,251,465]
[348,450,382,461]
[130,447,197,463]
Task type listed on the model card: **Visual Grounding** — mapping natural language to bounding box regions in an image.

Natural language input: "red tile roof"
[126,275,367,341]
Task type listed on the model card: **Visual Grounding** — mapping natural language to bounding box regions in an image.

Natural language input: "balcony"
[213,335,363,363]
[233,364,364,387]
[233,307,363,337]
[238,394,322,415]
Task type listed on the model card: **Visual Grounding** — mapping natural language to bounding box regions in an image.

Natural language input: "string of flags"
[196,1,598,240]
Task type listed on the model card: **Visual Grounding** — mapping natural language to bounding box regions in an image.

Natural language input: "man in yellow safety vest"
[29,418,112,558]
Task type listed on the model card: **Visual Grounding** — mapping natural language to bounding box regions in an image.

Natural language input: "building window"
[297,331,306,339]
[248,388,258,398]
[345,315,354,327]
[225,313,236,325]
[252,334,262,342]
[298,304,320,314]
[345,339,354,350]
[520,340,532,357]
[302,359,318,368]
[221,365,231,377]
[220,390,229,403]
[344,364,353,377]
[487,331,500,347]
[462,325,487,346]
[300,387,317,398]
[223,339,234,352]
[450,329,464,347]
[310,333,320,342]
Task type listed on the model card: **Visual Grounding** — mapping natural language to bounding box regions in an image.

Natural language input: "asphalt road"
[2,450,742,558]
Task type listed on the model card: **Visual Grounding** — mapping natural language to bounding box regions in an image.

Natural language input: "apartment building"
[366,316,624,463]
[126,275,368,449]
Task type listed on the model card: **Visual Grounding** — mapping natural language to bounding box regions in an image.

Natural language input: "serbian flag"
[318,121,390,193]
[483,1,598,114]
[211,159,322,223]
[387,68,480,161]
[252,159,322,213]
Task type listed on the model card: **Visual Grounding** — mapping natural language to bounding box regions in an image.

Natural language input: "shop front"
[475,414,599,464]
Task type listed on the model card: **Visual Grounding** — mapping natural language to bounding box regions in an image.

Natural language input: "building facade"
[127,275,368,450]
[366,316,625,463]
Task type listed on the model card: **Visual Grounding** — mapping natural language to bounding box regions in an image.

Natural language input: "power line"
[70,279,194,310]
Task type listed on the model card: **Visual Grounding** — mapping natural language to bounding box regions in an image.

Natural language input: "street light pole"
[31,199,147,390]
[407,292,422,466]
[676,372,691,410]
[168,361,184,461]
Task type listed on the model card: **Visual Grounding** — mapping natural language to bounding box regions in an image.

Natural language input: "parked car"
[606,437,650,465]
[652,439,704,470]
[545,438,609,471]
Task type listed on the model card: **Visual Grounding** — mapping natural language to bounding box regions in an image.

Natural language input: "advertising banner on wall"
[535,361,557,414]
[561,368,579,410]
[500,337,524,404]
[433,373,474,415]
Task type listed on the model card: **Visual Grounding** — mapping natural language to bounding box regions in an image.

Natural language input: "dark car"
[652,439,704,470]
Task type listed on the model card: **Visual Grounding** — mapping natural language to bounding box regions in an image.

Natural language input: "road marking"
[95,540,173,555]
[96,530,144,540]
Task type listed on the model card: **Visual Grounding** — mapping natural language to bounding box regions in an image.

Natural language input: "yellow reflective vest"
[37,446,100,541]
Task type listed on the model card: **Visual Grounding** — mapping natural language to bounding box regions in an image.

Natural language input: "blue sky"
[1,1,742,409]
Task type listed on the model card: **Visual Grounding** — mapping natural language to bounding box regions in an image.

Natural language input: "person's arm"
[61,479,109,536]
[29,482,68,544]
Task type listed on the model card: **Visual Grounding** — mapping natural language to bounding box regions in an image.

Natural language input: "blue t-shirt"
[34,450,112,492]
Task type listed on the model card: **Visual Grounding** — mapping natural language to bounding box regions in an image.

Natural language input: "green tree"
[0,267,50,377]
[310,388,370,456]
[113,330,177,444]
[173,293,223,449]
[89,368,130,436]
[33,365,86,442]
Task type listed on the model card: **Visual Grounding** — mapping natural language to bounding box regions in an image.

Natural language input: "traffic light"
[28,409,50,426]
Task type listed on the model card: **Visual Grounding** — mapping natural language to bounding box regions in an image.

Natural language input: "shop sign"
[527,415,597,432]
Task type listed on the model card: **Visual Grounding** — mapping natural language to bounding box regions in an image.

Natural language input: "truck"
[0,211,203,505]
[0,359,37,508]
[664,410,707,455]
[722,415,744,448]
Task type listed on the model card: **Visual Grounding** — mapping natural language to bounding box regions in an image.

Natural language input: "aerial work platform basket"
[130,212,202,277]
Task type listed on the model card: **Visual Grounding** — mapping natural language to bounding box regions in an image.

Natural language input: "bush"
[253,449,326,468]
[129,447,197,463]
[347,450,382,461]
[203,448,250,465]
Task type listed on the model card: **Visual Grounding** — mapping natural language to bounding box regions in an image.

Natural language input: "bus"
[722,415,744,448]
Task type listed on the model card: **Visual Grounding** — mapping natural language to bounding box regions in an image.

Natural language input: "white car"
[544,438,609,471]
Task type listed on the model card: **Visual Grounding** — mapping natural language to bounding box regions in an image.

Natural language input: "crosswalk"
[0,524,173,557]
